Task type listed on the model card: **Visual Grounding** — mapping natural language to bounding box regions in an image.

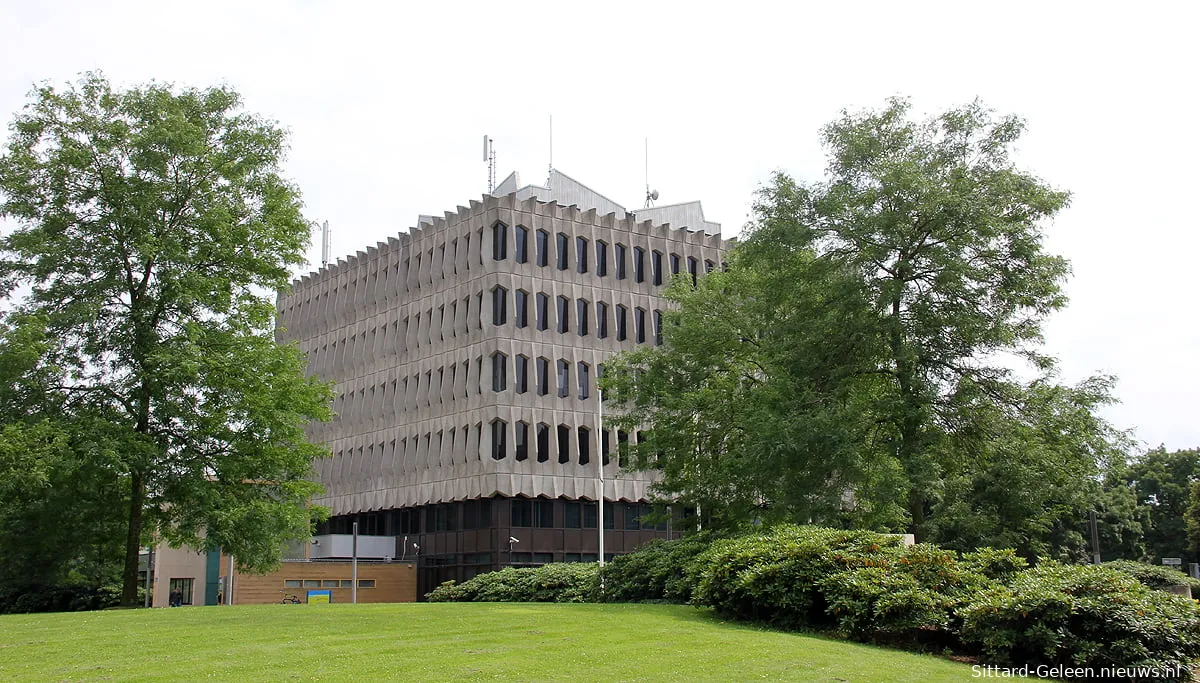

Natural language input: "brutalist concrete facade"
[277,171,727,594]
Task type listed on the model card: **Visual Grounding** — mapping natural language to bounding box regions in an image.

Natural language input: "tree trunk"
[120,470,146,606]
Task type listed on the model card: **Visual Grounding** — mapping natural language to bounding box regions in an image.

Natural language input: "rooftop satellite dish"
[650,190,659,201]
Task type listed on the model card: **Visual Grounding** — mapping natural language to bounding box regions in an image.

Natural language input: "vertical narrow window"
[492,222,507,261]
[515,226,528,263]
[491,419,507,459]
[536,357,549,396]
[670,253,680,275]
[596,301,609,338]
[615,304,628,341]
[536,423,550,462]
[617,430,629,467]
[491,352,507,392]
[576,236,589,273]
[515,354,529,394]
[515,421,529,461]
[536,229,549,267]
[653,310,663,346]
[633,246,645,283]
[577,362,590,400]
[556,232,569,270]
[652,250,663,285]
[577,299,589,337]
[601,429,611,465]
[557,359,569,398]
[688,256,698,286]
[557,295,569,334]
[515,290,528,328]
[492,286,507,326]
[578,426,591,465]
[536,293,548,331]
[705,259,715,274]
[635,307,646,343]
[557,424,571,463]
[615,244,627,280]
[596,240,608,276]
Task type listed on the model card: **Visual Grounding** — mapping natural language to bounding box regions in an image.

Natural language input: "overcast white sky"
[2,0,1197,452]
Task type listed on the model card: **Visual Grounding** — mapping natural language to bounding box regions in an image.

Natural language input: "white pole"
[352,522,359,604]
[227,554,235,605]
[598,386,605,589]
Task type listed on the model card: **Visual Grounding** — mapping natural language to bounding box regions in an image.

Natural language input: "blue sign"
[306,589,332,604]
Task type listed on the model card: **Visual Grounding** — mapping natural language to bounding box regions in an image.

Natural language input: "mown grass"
[0,602,1005,681]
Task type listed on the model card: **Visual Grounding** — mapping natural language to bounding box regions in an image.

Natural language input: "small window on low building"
[358,580,375,588]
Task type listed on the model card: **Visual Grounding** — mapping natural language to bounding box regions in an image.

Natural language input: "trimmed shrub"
[1103,559,1200,592]
[691,525,905,628]
[426,563,599,603]
[599,534,714,603]
[0,584,122,614]
[960,548,1028,583]
[959,563,1200,680]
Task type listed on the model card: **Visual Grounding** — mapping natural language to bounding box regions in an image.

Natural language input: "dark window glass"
[617,430,629,467]
[536,357,549,396]
[653,310,663,346]
[601,430,611,465]
[536,293,548,331]
[491,420,506,460]
[565,502,581,529]
[615,304,627,341]
[536,423,550,462]
[596,240,608,276]
[492,222,507,261]
[605,504,614,530]
[583,501,598,529]
[492,287,507,326]
[705,259,715,274]
[515,422,529,461]
[536,230,549,267]
[615,244,627,280]
[670,253,680,275]
[624,503,641,530]
[578,362,589,400]
[577,299,588,337]
[515,355,528,394]
[557,296,569,334]
[652,250,663,285]
[633,247,645,283]
[576,236,588,273]
[557,424,571,463]
[512,499,532,527]
[597,302,609,338]
[688,256,698,286]
[578,426,590,465]
[492,352,507,392]
[515,290,528,328]
[556,233,568,270]
[635,307,646,343]
[515,226,528,263]
[535,499,554,528]
[557,359,569,398]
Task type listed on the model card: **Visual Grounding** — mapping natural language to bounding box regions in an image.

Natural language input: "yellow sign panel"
[306,590,332,604]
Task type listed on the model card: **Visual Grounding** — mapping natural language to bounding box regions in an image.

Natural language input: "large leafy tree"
[1127,447,1200,562]
[607,99,1127,555]
[0,73,333,605]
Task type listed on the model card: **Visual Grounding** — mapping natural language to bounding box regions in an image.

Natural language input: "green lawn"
[0,602,999,681]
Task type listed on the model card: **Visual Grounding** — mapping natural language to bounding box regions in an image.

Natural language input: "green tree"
[1128,447,1200,562]
[0,73,333,605]
[606,98,1127,555]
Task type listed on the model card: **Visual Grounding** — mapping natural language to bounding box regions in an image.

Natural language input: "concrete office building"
[277,170,728,595]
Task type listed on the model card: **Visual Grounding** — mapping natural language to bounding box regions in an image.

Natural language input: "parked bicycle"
[279,592,302,604]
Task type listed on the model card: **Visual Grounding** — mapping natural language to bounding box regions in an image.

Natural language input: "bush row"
[427,563,599,603]
[429,525,1200,678]
[0,584,124,614]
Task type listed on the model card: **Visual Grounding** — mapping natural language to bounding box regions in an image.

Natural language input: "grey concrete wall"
[278,192,728,517]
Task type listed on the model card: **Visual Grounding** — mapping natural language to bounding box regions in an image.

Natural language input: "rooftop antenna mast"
[644,137,658,208]
[483,135,496,193]
[548,114,553,184]
[321,220,331,268]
